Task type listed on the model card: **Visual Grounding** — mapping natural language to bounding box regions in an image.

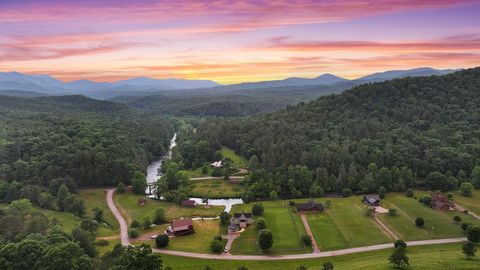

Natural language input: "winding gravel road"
[106,188,467,260]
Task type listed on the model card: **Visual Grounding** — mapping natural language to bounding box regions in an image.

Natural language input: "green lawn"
[78,188,118,237]
[166,220,224,253]
[162,243,480,270]
[379,192,480,241]
[40,208,83,232]
[220,147,248,168]
[189,179,244,198]
[307,213,348,250]
[179,167,205,178]
[453,190,480,215]
[96,237,121,257]
[114,192,224,226]
[230,201,309,255]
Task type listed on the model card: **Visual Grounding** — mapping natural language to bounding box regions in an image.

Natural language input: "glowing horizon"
[1,0,479,84]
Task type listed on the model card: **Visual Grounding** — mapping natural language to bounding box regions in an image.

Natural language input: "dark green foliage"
[252,203,264,216]
[462,241,477,259]
[378,186,386,199]
[419,195,432,206]
[117,182,126,193]
[462,222,472,232]
[388,209,397,216]
[0,95,173,189]
[301,235,312,246]
[153,208,166,225]
[128,228,139,238]
[297,266,307,270]
[143,216,152,229]
[80,219,99,233]
[130,220,141,229]
[405,188,414,197]
[93,207,103,223]
[415,217,425,227]
[258,229,273,250]
[155,234,169,248]
[453,215,462,223]
[71,227,96,257]
[460,182,475,197]
[467,226,480,243]
[186,69,480,196]
[256,218,267,230]
[112,244,162,270]
[389,246,409,268]
[210,239,224,253]
[220,212,231,225]
[394,239,407,248]
[131,172,147,195]
[322,261,334,270]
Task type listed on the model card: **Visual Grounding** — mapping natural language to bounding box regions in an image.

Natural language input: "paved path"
[373,214,399,240]
[106,189,467,260]
[299,213,320,253]
[106,189,130,246]
[224,233,240,254]
[454,203,480,221]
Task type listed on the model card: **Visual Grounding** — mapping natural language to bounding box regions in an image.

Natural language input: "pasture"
[189,179,244,198]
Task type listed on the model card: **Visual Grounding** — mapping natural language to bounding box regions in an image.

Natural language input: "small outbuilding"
[296,200,324,212]
[431,193,454,211]
[181,199,197,207]
[363,194,380,206]
[167,218,195,236]
[211,161,223,168]
[137,198,147,206]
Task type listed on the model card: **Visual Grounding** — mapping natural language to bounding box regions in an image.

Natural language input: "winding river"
[145,133,243,213]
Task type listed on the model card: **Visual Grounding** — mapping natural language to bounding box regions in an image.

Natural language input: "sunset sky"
[1,0,479,84]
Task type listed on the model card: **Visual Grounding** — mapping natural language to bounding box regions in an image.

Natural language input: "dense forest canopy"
[183,68,480,198]
[0,95,174,188]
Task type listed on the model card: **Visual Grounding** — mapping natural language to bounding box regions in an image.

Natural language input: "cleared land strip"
[106,188,468,260]
[299,213,320,253]
[373,214,399,240]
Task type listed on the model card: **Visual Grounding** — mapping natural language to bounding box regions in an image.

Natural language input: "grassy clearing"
[96,237,121,257]
[453,190,480,215]
[230,201,309,255]
[220,147,248,168]
[78,188,118,237]
[179,167,205,178]
[189,179,244,198]
[307,213,348,251]
[306,196,392,249]
[162,243,480,270]
[114,191,224,226]
[166,220,223,253]
[39,208,83,232]
[379,193,480,241]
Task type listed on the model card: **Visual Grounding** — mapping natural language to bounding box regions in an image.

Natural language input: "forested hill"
[0,95,174,188]
[190,68,480,197]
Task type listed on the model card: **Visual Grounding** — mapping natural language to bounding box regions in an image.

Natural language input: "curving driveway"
[106,188,467,260]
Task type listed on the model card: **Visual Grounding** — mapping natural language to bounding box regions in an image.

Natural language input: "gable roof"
[181,199,196,207]
[296,200,323,211]
[233,212,253,219]
[171,218,193,231]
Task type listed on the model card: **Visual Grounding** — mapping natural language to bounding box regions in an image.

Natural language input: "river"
[145,132,244,213]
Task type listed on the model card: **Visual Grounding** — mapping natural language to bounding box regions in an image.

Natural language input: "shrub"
[322,261,334,270]
[256,218,267,230]
[388,209,397,216]
[288,201,296,206]
[419,195,432,206]
[210,239,224,253]
[467,226,480,243]
[130,220,141,228]
[405,188,414,197]
[155,234,169,248]
[128,228,139,238]
[220,212,231,225]
[378,186,386,199]
[153,208,166,224]
[143,216,152,229]
[453,215,462,223]
[252,204,264,216]
[461,182,475,197]
[95,239,109,246]
[364,207,374,217]
[301,235,312,246]
[258,229,273,250]
[117,182,125,193]
[415,217,425,227]
[462,222,472,232]
[394,239,407,248]
[324,200,331,209]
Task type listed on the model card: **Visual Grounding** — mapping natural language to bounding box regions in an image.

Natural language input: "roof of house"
[364,194,380,204]
[233,212,253,219]
[211,161,223,167]
[432,193,449,202]
[296,200,323,211]
[171,218,193,231]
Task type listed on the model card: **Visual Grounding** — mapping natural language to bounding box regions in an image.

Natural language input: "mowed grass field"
[220,147,248,168]
[78,188,118,237]
[114,191,224,226]
[189,179,244,198]
[379,192,480,241]
[161,243,480,270]
[166,220,224,253]
[230,201,309,255]
[453,190,480,215]
[305,196,392,250]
